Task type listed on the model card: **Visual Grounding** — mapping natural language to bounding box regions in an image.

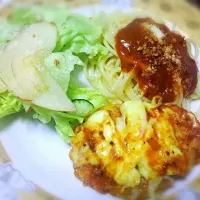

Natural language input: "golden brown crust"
[74,164,173,200]
[147,105,200,176]
[74,164,120,194]
[70,104,200,199]
[163,105,200,165]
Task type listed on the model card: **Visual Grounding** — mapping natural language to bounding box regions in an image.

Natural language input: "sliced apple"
[32,72,75,111]
[0,22,75,112]
[0,78,7,93]
[0,39,25,97]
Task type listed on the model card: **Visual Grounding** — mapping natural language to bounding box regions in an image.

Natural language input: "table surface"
[1,0,200,44]
[1,0,199,44]
[0,0,200,200]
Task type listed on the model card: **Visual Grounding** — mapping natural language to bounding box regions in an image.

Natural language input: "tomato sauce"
[115,18,198,103]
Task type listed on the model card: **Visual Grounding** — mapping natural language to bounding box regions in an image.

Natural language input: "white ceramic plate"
[0,4,200,200]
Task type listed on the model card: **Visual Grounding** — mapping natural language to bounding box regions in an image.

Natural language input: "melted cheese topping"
[70,100,200,194]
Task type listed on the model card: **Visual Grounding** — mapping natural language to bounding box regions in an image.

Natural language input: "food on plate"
[0,4,106,142]
[70,100,200,199]
[0,3,200,200]
[116,18,197,103]
[86,13,200,105]
[0,91,22,118]
[0,22,76,112]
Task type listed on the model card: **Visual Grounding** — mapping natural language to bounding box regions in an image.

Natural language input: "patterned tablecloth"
[1,0,200,44]
[0,0,200,200]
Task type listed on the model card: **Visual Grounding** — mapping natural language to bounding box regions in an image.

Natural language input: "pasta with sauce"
[85,11,200,106]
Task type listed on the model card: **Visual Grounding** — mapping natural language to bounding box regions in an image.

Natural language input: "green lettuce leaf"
[67,87,106,110]
[9,4,69,25]
[0,19,21,42]
[0,19,21,55]
[8,4,108,57]
[32,87,106,142]
[54,13,108,61]
[0,91,23,118]
[54,117,75,143]
[44,51,83,91]
[0,4,108,143]
[32,105,83,142]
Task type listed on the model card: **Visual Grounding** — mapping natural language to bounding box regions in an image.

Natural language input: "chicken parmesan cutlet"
[70,100,200,199]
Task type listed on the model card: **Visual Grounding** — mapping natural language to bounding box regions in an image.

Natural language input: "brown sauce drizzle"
[115,18,198,103]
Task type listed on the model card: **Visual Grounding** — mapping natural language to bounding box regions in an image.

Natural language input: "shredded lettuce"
[0,91,23,118]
